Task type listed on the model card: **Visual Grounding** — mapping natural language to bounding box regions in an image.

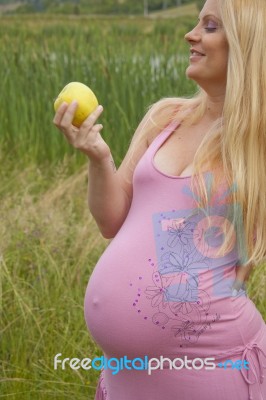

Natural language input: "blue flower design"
[167,218,197,248]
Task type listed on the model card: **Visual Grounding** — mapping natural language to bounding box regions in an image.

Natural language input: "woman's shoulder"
[146,97,197,146]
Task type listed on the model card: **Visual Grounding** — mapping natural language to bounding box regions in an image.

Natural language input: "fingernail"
[98,105,103,111]
[232,289,238,297]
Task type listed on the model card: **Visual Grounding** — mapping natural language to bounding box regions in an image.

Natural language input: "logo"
[53,353,249,375]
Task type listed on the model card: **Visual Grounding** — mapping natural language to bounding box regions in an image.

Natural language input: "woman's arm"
[88,106,156,239]
[87,154,132,239]
[53,100,154,239]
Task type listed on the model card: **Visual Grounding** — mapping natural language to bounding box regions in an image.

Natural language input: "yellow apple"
[54,82,99,127]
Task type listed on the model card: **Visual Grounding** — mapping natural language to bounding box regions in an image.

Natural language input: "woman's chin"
[185,68,200,83]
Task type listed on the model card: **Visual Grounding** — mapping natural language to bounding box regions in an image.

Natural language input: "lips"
[190,48,206,56]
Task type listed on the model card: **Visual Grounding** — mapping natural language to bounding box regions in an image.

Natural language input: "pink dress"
[84,120,266,400]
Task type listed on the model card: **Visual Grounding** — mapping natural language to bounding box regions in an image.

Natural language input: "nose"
[184,24,201,44]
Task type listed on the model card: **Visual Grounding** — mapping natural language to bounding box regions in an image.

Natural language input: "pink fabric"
[84,120,266,400]
[94,369,108,400]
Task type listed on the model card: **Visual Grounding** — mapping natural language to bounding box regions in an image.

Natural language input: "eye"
[205,21,218,32]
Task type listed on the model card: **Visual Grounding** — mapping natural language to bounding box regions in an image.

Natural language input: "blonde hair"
[126,0,266,267]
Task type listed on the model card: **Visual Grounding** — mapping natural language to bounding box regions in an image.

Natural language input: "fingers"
[53,102,103,131]
[53,101,79,130]
[80,105,104,129]
[53,101,69,126]
[53,101,105,157]
[78,123,104,144]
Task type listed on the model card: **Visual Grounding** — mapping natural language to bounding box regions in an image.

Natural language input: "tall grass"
[0,13,265,400]
[0,14,196,168]
[1,161,107,399]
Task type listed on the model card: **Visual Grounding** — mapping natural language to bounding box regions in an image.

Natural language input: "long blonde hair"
[127,0,266,267]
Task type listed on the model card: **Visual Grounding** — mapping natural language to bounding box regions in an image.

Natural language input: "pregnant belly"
[84,235,265,359]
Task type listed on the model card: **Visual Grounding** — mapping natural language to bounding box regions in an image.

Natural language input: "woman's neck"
[205,94,225,121]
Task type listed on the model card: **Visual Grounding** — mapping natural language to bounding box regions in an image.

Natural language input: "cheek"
[206,36,228,63]
[219,40,229,66]
[220,48,229,71]
[210,45,228,69]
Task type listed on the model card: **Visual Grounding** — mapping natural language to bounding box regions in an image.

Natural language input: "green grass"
[148,2,198,18]
[1,160,107,399]
[2,0,198,16]
[0,13,265,400]
[0,14,196,167]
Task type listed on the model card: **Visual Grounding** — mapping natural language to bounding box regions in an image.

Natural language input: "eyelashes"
[205,21,218,33]
[205,27,217,32]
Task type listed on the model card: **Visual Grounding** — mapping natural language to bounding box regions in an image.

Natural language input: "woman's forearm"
[88,153,131,239]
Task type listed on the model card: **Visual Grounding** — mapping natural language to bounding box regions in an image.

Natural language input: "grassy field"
[0,12,265,400]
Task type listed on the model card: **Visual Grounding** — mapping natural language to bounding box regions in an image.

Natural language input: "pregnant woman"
[53,0,266,399]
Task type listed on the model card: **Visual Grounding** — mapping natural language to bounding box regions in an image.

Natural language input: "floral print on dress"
[144,172,247,343]
[145,212,212,343]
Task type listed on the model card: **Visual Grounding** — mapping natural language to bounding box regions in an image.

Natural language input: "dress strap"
[145,119,181,159]
[208,328,266,400]
[240,342,266,400]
